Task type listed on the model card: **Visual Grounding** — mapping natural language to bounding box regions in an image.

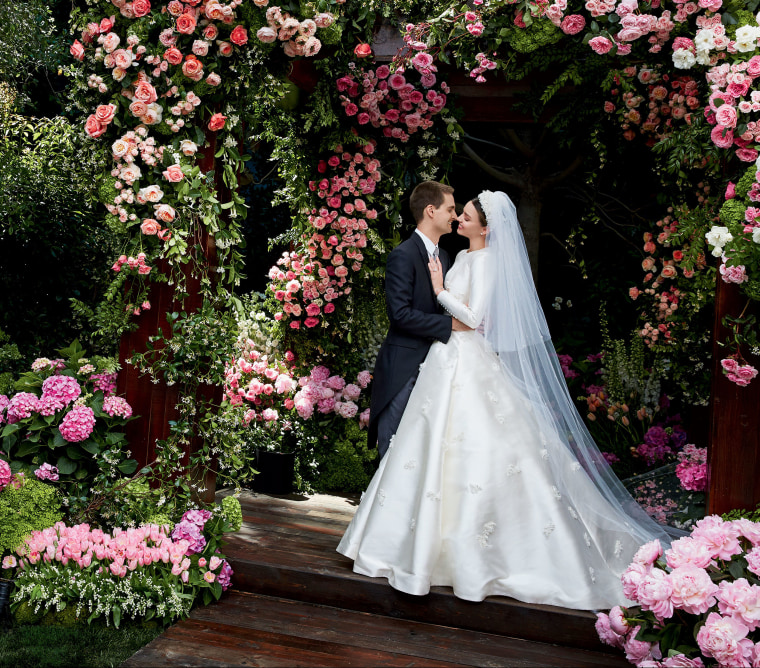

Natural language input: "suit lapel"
[410,233,442,306]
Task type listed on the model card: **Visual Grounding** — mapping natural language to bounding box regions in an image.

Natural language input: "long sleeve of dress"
[436,253,490,330]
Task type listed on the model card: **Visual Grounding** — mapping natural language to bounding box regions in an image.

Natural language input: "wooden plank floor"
[122,491,629,667]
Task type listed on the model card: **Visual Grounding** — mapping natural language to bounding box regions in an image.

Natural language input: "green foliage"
[0,477,63,555]
[723,502,760,522]
[0,620,161,668]
[0,328,22,395]
[503,18,563,54]
[308,420,376,493]
[221,495,242,532]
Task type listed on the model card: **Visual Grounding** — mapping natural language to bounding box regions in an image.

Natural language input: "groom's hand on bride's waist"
[452,318,473,332]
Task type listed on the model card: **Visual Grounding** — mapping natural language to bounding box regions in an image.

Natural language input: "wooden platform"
[123,491,629,667]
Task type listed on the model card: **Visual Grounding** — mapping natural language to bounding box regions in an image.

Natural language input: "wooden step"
[122,591,628,668]
[219,491,616,655]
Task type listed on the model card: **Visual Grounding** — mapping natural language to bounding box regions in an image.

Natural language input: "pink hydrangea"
[696,612,753,667]
[171,520,206,554]
[0,459,11,491]
[102,395,133,418]
[58,405,96,442]
[181,509,213,528]
[6,392,40,423]
[217,559,233,590]
[41,375,81,410]
[0,394,8,424]
[90,372,118,395]
[34,463,59,482]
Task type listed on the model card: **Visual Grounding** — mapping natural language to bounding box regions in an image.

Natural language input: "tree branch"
[503,128,535,160]
[462,142,526,190]
[540,153,584,192]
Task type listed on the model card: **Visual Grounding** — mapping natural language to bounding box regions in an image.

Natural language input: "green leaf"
[118,459,139,475]
[52,431,67,448]
[15,442,40,458]
[106,432,126,445]
[81,440,101,456]
[1,423,20,438]
[56,455,77,475]
[112,604,121,628]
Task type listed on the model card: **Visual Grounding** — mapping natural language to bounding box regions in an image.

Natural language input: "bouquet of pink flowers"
[596,515,760,667]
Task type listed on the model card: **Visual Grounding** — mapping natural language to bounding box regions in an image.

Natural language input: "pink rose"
[721,358,740,373]
[134,80,158,105]
[589,36,614,55]
[217,41,233,57]
[84,115,106,138]
[206,73,221,86]
[132,0,151,17]
[70,40,85,61]
[182,56,204,81]
[94,104,117,125]
[208,113,226,131]
[256,26,277,43]
[230,25,248,45]
[353,43,372,58]
[715,104,738,128]
[163,165,184,182]
[560,15,586,35]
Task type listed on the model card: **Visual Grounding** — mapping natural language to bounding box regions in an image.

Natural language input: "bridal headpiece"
[477,190,496,226]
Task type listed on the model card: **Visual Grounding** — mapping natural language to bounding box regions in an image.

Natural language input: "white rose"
[672,49,696,69]
[179,140,198,156]
[695,29,715,51]
[705,226,733,249]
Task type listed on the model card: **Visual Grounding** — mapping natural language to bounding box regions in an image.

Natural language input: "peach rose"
[181,56,204,80]
[112,138,130,157]
[140,219,161,235]
[102,32,120,53]
[137,185,164,203]
[142,103,162,125]
[132,0,151,17]
[230,25,248,45]
[164,47,183,65]
[217,41,233,56]
[100,16,115,32]
[111,67,127,82]
[207,113,226,131]
[128,100,147,117]
[133,80,157,104]
[203,24,218,40]
[176,13,197,35]
[660,265,677,279]
[179,139,198,156]
[70,40,85,61]
[191,40,209,56]
[84,115,107,138]
[256,27,277,43]
[94,104,117,124]
[205,73,221,86]
[155,204,176,223]
[162,164,184,182]
[642,257,656,271]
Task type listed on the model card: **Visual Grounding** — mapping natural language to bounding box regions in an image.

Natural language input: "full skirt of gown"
[337,330,640,609]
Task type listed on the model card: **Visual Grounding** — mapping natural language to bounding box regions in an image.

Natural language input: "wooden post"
[116,129,223,504]
[706,273,760,515]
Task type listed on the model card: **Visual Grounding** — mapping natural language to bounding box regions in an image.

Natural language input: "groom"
[369,180,466,458]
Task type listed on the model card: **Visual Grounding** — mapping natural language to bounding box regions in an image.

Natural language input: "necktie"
[432,246,439,261]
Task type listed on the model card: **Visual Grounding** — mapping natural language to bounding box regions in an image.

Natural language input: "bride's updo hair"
[470,198,487,226]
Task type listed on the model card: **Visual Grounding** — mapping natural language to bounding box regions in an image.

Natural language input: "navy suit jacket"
[368,233,452,449]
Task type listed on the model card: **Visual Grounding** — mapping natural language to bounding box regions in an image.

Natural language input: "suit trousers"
[376,374,417,458]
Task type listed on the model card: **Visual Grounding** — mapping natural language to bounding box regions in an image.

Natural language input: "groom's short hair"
[410,181,454,224]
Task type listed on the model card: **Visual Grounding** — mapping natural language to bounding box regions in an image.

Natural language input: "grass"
[0,621,162,668]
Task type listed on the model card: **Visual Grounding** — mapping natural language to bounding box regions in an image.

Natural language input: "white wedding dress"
[337,248,648,609]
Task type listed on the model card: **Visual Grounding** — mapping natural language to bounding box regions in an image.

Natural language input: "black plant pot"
[252,450,296,495]
[0,579,12,624]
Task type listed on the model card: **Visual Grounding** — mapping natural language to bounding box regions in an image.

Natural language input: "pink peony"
[623,626,659,665]
[621,561,651,601]
[669,563,719,615]
[661,656,704,667]
[717,578,760,631]
[696,612,753,667]
[637,568,674,620]
[691,515,743,560]
[634,539,663,566]
[595,612,625,649]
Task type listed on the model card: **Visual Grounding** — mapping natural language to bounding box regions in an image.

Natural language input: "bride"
[337,190,677,610]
